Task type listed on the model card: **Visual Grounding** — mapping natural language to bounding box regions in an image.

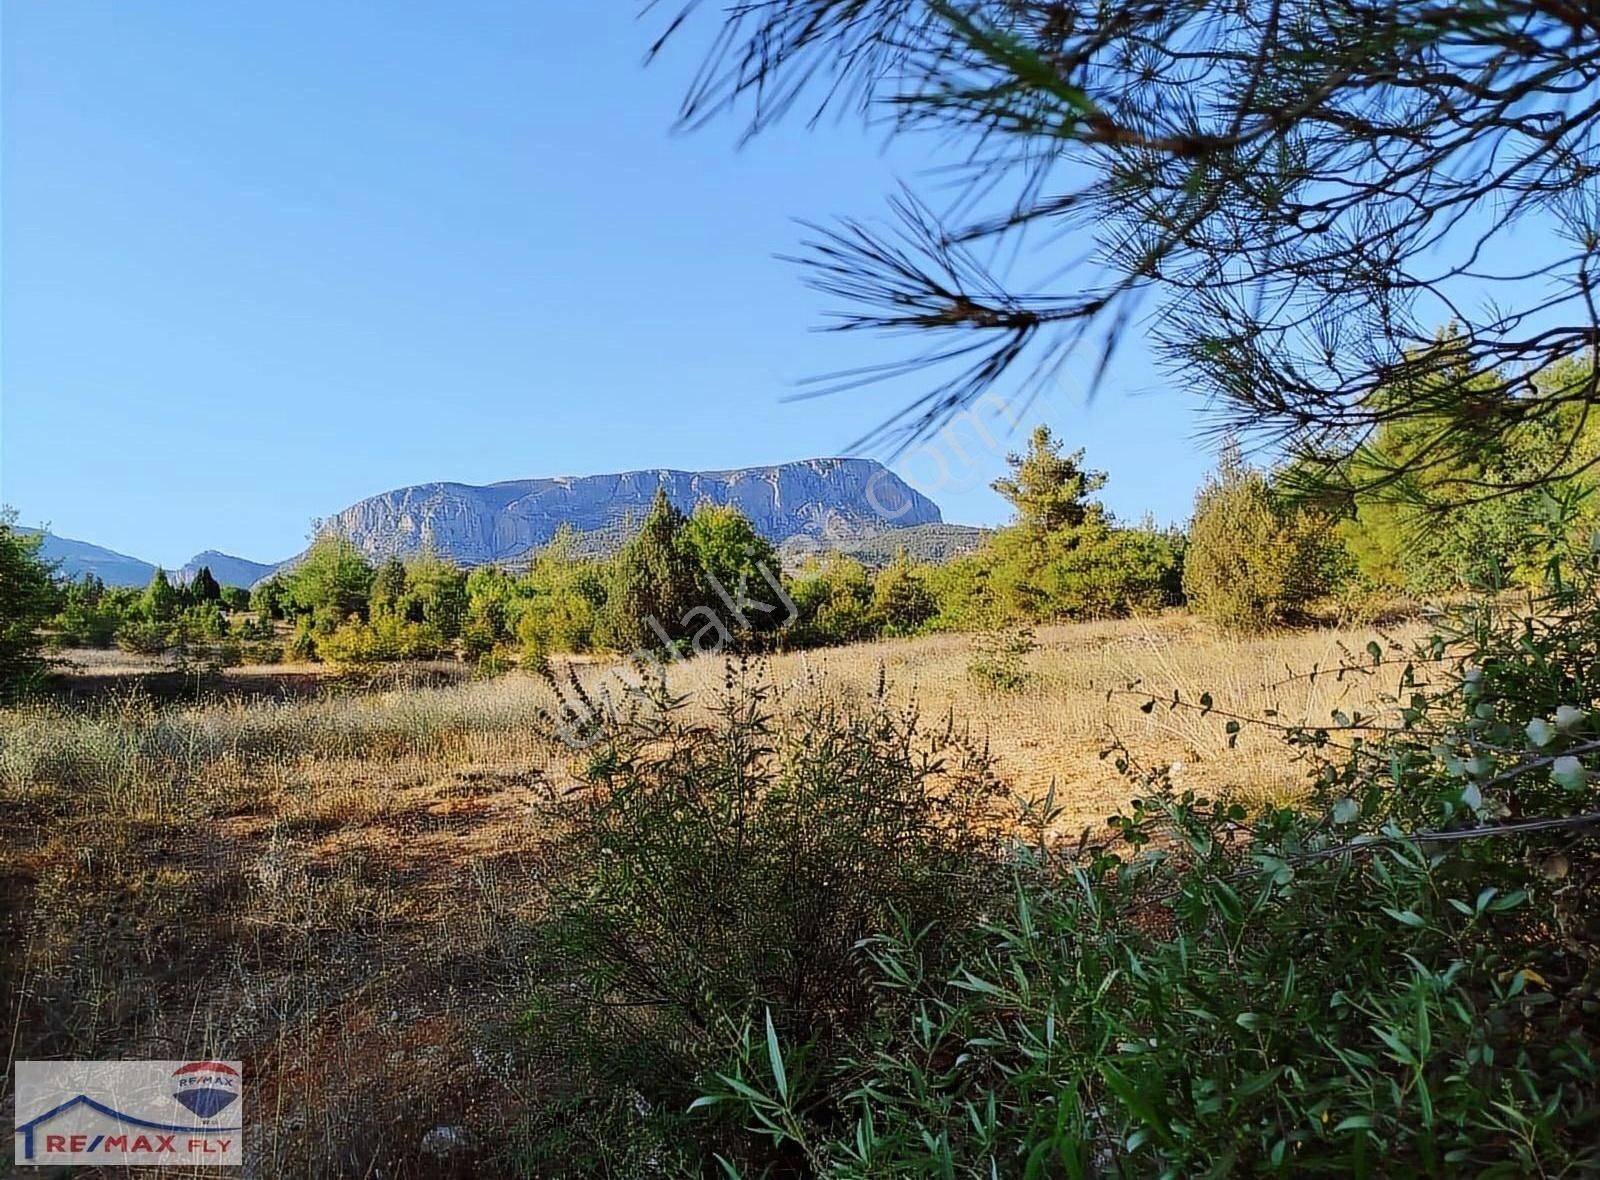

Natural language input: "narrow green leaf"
[1234,1066,1285,1098]
[764,1007,788,1103]
[1099,1063,1174,1149]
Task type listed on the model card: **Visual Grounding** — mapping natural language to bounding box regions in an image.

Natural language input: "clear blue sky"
[2,2,1212,569]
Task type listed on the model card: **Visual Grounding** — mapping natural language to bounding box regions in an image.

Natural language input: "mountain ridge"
[20,528,158,588]
[177,551,283,589]
[18,458,960,589]
[289,457,944,575]
[16,528,286,589]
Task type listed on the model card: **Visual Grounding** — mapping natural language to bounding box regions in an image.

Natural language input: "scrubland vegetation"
[6,540,1600,1174]
[7,357,1600,1176]
[7,376,1600,1175]
[10,0,1600,1170]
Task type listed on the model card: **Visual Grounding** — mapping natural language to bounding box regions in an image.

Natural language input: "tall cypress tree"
[189,565,222,604]
[602,489,701,650]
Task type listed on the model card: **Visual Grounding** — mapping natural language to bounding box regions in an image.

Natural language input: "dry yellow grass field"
[660,614,1430,822]
[0,614,1429,1175]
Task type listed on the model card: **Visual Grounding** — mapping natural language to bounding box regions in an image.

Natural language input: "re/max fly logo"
[14,1061,244,1168]
[34,1132,235,1156]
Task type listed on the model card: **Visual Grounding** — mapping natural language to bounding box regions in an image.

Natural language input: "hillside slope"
[779,522,993,570]
[21,528,157,587]
[178,550,281,589]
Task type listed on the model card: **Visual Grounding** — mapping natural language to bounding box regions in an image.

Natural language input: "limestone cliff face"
[310,459,943,565]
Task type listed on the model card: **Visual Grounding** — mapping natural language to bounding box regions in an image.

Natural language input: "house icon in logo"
[14,1093,243,1161]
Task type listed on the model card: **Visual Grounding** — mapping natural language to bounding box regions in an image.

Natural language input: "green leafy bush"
[517,662,1009,1173]
[786,555,877,647]
[922,551,1001,631]
[115,620,174,656]
[504,531,609,659]
[0,512,59,695]
[459,617,497,661]
[251,575,292,621]
[240,640,283,665]
[317,615,446,668]
[285,617,318,662]
[396,553,468,639]
[368,556,408,617]
[701,534,1600,1178]
[1184,448,1346,632]
[516,583,602,661]
[678,501,780,608]
[871,551,939,636]
[231,613,277,641]
[49,576,123,649]
[1036,522,1184,618]
[175,603,227,642]
[966,626,1037,693]
[470,647,515,679]
[722,790,1598,1176]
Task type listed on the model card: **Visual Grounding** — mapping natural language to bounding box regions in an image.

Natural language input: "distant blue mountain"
[19,528,158,587]
[178,550,280,589]
[16,529,278,590]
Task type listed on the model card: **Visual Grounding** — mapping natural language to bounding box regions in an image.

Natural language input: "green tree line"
[8,361,1600,689]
